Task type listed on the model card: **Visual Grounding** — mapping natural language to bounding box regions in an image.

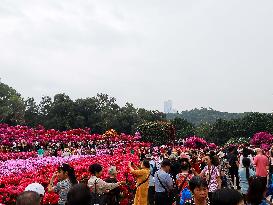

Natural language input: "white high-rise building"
[164,100,173,113]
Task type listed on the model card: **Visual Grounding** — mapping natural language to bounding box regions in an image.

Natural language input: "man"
[254,148,269,185]
[16,191,41,205]
[227,147,240,189]
[154,159,174,205]
[146,154,157,205]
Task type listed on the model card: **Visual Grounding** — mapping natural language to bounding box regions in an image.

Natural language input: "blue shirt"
[149,160,156,186]
[154,169,173,192]
[238,167,255,194]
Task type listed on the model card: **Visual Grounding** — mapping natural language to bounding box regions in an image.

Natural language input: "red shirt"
[254,154,269,177]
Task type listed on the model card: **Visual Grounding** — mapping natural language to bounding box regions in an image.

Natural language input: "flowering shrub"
[0,124,139,148]
[0,149,141,205]
[225,137,250,147]
[250,132,273,150]
[0,152,37,162]
[184,136,208,149]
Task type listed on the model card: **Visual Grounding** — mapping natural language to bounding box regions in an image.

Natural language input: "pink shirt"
[254,154,269,177]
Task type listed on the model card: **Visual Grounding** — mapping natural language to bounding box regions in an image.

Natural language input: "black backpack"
[150,163,158,177]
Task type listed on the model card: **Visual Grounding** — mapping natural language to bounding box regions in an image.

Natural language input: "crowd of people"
[14,143,273,205]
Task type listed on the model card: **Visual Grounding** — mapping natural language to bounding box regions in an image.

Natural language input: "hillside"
[166,108,249,125]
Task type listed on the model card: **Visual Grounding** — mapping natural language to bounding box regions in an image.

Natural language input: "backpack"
[176,174,191,205]
[150,163,158,177]
[180,188,192,205]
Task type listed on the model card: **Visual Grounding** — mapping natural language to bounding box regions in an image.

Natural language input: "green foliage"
[171,117,195,139]
[167,107,248,125]
[137,121,175,145]
[0,82,25,124]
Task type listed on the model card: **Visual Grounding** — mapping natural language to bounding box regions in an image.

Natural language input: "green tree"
[0,82,25,124]
[24,97,40,127]
[137,121,175,145]
[46,93,75,130]
[171,117,195,139]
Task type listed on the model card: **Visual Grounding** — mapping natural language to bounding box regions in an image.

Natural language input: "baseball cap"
[25,183,45,196]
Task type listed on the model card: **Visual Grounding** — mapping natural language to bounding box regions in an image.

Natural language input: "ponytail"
[242,157,251,181]
[246,167,250,180]
[59,164,78,185]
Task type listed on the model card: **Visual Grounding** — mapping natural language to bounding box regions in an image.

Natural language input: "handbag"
[90,179,106,205]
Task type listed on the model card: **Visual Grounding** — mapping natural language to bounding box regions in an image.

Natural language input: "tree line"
[1,81,273,145]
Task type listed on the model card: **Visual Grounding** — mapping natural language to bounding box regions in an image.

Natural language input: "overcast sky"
[1,0,273,113]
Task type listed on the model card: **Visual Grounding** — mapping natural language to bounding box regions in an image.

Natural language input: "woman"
[269,146,273,184]
[211,188,244,205]
[184,176,210,205]
[238,157,255,200]
[87,163,125,202]
[200,153,221,200]
[247,176,269,205]
[48,163,78,205]
[128,159,150,205]
[176,159,194,204]
[104,166,121,205]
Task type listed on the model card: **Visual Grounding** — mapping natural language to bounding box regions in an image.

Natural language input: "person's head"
[203,152,219,167]
[211,188,244,205]
[161,159,171,173]
[24,183,45,197]
[89,163,103,177]
[247,176,267,205]
[108,166,118,177]
[142,159,150,169]
[16,191,41,205]
[58,164,77,185]
[180,159,190,172]
[242,157,251,168]
[256,148,263,155]
[67,183,91,205]
[189,176,208,201]
[242,147,249,158]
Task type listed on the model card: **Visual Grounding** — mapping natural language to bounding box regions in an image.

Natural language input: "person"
[211,188,244,205]
[154,159,174,205]
[104,166,121,205]
[268,146,273,184]
[176,159,194,205]
[247,176,269,205]
[67,183,92,205]
[238,157,255,200]
[48,163,78,205]
[184,176,210,205]
[87,163,125,204]
[239,147,253,169]
[24,182,45,198]
[146,154,157,205]
[37,146,44,157]
[16,191,41,205]
[128,159,150,205]
[254,148,269,186]
[170,154,181,180]
[200,153,221,200]
[227,147,240,189]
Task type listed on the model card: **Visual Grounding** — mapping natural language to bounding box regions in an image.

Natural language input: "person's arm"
[165,175,174,190]
[216,168,221,189]
[253,156,257,166]
[47,172,58,192]
[97,178,124,191]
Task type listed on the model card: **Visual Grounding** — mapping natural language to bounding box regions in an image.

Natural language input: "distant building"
[164,100,173,113]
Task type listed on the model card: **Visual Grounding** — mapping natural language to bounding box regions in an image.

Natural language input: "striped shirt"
[54,178,72,205]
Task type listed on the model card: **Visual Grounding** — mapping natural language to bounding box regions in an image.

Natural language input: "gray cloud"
[1,0,273,113]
